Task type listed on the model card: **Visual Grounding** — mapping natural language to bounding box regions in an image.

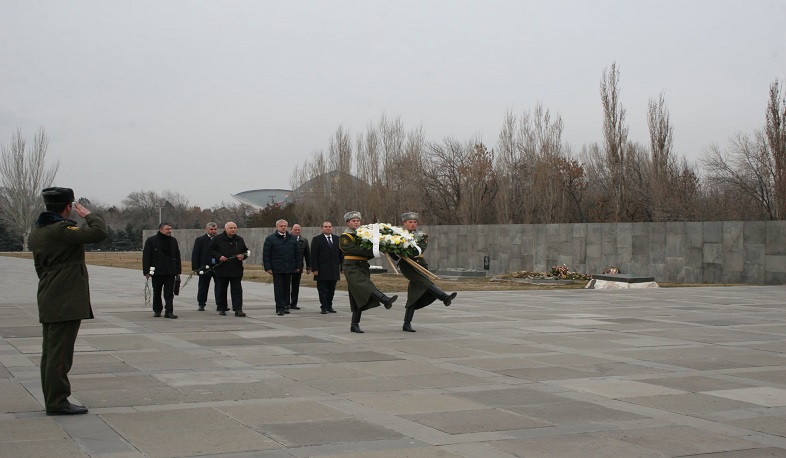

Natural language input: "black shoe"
[219,310,226,316]
[384,295,398,309]
[154,311,161,317]
[289,305,300,310]
[403,322,415,332]
[350,323,364,333]
[277,311,284,316]
[198,305,205,311]
[320,310,328,314]
[328,308,337,313]
[235,311,246,317]
[165,313,178,319]
[283,309,290,314]
[443,292,457,306]
[46,403,88,416]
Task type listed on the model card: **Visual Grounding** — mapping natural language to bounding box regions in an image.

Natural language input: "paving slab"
[1,256,785,456]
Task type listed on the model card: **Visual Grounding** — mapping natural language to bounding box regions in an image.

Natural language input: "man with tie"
[289,224,311,310]
[191,222,219,311]
[310,221,343,314]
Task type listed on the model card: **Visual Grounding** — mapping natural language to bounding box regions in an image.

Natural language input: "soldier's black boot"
[403,307,416,332]
[428,285,457,306]
[351,311,364,333]
[372,291,398,309]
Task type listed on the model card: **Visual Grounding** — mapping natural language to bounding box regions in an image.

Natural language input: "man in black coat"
[289,224,311,310]
[209,221,249,317]
[143,223,182,318]
[263,219,302,316]
[311,221,342,314]
[191,222,219,311]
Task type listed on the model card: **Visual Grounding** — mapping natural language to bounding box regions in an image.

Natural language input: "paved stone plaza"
[1,255,785,457]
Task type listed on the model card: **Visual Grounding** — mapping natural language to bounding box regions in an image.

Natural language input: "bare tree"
[600,63,630,221]
[423,138,497,224]
[647,93,673,220]
[766,79,786,219]
[702,132,776,219]
[0,128,59,250]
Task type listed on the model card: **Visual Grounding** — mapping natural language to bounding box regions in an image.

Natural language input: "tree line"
[290,65,786,226]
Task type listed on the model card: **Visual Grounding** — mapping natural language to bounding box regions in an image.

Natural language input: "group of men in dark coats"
[145,221,249,318]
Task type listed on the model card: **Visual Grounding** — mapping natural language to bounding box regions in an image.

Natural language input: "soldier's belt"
[343,256,368,261]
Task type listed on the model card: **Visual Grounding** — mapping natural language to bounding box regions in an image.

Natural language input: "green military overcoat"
[398,230,438,309]
[339,230,383,312]
[28,212,108,323]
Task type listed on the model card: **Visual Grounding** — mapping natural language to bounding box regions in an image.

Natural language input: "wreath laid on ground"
[493,264,592,281]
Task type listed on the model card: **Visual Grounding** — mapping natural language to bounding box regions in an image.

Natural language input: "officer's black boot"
[402,307,416,332]
[428,285,457,306]
[350,311,364,333]
[371,291,398,309]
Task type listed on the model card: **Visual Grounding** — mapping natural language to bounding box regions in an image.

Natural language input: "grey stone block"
[703,263,723,283]
[723,221,744,250]
[744,220,766,244]
[683,267,703,283]
[666,234,685,258]
[703,243,723,264]
[617,222,632,247]
[685,222,703,248]
[665,257,685,281]
[666,221,684,236]
[744,243,765,264]
[765,254,786,273]
[686,246,703,268]
[703,221,723,243]
[766,220,786,255]
[742,263,765,283]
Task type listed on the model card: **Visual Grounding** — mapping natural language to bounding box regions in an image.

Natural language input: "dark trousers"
[316,280,337,310]
[290,272,302,306]
[196,271,218,306]
[272,272,292,312]
[41,319,81,412]
[152,275,175,313]
[215,276,243,311]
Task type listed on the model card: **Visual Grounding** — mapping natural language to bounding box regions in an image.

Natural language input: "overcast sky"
[1,1,784,208]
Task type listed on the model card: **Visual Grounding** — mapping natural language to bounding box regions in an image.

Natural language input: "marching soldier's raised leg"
[427,285,457,306]
[371,290,397,309]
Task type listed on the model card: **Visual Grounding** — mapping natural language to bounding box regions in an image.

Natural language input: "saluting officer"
[29,187,107,415]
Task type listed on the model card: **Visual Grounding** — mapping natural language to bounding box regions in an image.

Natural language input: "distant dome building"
[231,189,291,208]
[232,171,369,208]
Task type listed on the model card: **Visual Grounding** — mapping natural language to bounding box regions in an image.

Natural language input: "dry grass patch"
[0,251,724,290]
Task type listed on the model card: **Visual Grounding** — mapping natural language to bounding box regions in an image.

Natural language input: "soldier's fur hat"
[344,211,361,221]
[401,212,418,222]
[41,187,75,204]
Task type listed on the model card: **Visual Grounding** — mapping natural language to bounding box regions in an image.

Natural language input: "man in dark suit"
[311,221,343,314]
[191,222,218,311]
[289,224,311,310]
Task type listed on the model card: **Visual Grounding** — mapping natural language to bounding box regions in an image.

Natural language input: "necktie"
[327,236,333,247]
